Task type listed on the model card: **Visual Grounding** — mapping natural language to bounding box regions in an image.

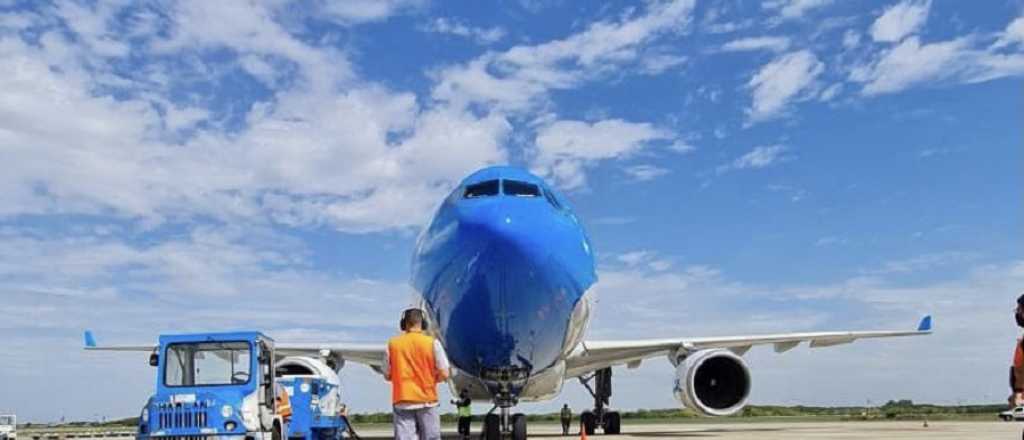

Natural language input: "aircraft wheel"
[483,413,501,440]
[580,411,596,436]
[603,411,620,435]
[511,413,527,440]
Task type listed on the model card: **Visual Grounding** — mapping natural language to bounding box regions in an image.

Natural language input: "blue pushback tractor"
[132,332,347,440]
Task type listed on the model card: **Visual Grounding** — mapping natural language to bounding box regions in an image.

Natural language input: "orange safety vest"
[388,330,439,405]
[276,384,293,419]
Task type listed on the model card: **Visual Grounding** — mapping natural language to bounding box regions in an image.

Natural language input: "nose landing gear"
[481,392,527,440]
[579,367,621,435]
[481,407,527,440]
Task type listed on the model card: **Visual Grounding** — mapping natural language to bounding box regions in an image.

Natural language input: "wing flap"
[773,341,800,353]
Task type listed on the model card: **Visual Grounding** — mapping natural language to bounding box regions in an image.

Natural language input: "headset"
[400,308,429,331]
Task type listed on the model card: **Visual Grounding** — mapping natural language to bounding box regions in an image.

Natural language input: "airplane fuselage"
[411,166,596,404]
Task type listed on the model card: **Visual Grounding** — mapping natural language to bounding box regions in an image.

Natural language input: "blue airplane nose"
[412,195,595,385]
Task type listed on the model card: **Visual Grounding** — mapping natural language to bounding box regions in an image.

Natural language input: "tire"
[581,411,596,436]
[603,411,620,435]
[511,414,527,440]
[272,423,282,440]
[484,413,501,440]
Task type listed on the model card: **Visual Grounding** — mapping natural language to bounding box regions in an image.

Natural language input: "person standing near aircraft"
[1011,295,1024,406]
[560,404,572,436]
[384,309,451,440]
[452,390,472,439]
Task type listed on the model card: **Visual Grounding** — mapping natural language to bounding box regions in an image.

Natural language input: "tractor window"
[503,180,540,197]
[165,342,251,387]
[464,180,500,198]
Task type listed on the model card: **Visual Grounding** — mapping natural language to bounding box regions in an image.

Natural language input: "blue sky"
[0,0,1022,422]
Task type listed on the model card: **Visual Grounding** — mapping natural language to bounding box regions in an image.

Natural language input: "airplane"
[86,165,932,440]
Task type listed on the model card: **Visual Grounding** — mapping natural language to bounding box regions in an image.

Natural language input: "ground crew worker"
[384,308,451,440]
[275,382,293,420]
[560,403,572,435]
[1010,294,1024,408]
[451,390,472,439]
[1011,293,1024,440]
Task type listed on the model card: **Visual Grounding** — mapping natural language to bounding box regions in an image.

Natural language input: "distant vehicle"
[85,166,934,440]
[1000,406,1024,421]
[0,415,15,440]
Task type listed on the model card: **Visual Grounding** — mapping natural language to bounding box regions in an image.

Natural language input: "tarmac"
[346,421,1023,439]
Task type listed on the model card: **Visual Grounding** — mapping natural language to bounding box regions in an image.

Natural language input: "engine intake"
[673,349,751,416]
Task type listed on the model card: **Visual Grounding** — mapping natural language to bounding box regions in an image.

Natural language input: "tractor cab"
[139,332,286,440]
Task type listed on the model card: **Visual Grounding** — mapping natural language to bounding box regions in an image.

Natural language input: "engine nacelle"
[673,349,751,416]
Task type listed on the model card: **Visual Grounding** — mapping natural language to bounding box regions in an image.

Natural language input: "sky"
[0,0,1022,423]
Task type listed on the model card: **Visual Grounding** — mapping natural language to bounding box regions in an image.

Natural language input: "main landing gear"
[579,367,621,435]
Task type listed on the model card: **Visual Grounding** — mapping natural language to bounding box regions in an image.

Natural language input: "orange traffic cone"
[579,420,587,440]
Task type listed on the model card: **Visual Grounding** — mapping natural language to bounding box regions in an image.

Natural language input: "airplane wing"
[83,330,387,373]
[564,315,932,378]
[82,330,156,352]
[274,343,387,373]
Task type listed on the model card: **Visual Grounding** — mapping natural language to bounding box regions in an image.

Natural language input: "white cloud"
[721,36,791,53]
[419,18,506,45]
[320,0,425,25]
[0,2,516,234]
[818,83,843,101]
[431,0,696,112]
[842,30,861,49]
[815,236,848,247]
[54,1,130,57]
[851,36,968,95]
[717,145,789,173]
[847,35,1024,95]
[870,0,931,43]
[612,250,673,272]
[639,52,688,75]
[993,16,1024,49]
[623,164,671,182]
[762,0,833,21]
[425,2,696,188]
[851,13,1024,96]
[746,50,824,122]
[668,140,697,153]
[152,1,352,91]
[0,225,414,419]
[532,119,674,189]
[866,251,978,275]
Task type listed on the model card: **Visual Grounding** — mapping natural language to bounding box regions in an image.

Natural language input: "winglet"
[917,315,933,332]
[84,330,97,348]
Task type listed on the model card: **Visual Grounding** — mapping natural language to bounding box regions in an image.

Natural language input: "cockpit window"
[503,180,540,197]
[464,180,500,198]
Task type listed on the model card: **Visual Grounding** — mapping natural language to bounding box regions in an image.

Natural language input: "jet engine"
[672,349,751,416]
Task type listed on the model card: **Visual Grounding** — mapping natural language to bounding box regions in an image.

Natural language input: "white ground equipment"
[1000,406,1024,422]
[0,415,16,440]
